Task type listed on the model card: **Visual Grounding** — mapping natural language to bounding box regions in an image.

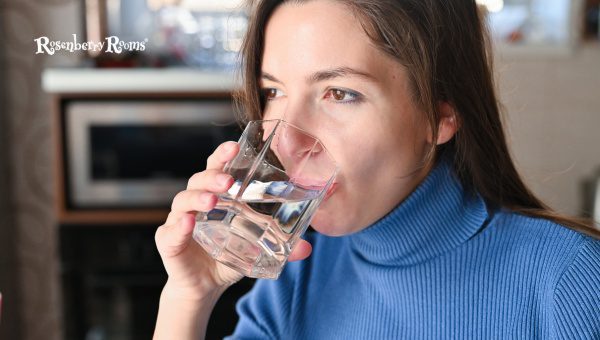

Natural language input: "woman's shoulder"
[479,208,600,276]
[550,230,600,337]
[490,208,600,249]
[479,209,600,336]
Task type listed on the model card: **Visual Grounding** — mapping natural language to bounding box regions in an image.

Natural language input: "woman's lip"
[324,182,338,200]
[291,178,338,200]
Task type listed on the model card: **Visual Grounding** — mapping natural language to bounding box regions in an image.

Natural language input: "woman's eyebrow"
[261,72,282,84]
[308,67,378,83]
[261,67,378,84]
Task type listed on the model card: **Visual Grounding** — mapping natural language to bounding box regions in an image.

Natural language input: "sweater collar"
[349,157,489,266]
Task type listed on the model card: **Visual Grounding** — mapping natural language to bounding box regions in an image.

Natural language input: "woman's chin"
[309,209,353,237]
[307,191,363,236]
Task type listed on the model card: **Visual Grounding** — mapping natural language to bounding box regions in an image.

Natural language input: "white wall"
[496,43,600,217]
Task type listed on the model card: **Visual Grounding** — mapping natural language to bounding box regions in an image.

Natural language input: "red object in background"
[94,55,140,68]
[507,30,524,43]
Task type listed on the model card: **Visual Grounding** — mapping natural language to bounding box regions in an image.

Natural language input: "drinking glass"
[193,119,338,279]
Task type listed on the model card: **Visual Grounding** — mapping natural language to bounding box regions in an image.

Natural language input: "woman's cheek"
[262,105,283,120]
[319,102,364,123]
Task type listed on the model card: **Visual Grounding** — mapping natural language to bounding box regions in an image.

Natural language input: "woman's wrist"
[160,278,229,305]
[154,279,228,340]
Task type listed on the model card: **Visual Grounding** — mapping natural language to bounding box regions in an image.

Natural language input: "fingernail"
[217,174,232,186]
[224,142,235,152]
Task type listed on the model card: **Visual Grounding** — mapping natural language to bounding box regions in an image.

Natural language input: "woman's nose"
[263,101,324,175]
[273,122,317,169]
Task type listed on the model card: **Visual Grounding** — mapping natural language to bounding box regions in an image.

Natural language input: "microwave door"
[66,100,236,208]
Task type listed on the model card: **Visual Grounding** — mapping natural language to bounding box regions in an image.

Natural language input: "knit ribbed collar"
[349,157,490,266]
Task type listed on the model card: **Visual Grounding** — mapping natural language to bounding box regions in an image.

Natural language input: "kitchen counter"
[42,68,239,93]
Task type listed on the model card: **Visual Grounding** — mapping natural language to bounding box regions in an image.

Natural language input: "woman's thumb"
[156,213,196,258]
[288,239,312,262]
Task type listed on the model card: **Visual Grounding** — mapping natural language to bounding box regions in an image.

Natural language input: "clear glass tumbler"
[193,119,338,279]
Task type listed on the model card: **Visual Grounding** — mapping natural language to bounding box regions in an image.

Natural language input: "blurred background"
[0,0,599,339]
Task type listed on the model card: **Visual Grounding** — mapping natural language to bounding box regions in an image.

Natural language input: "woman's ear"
[427,102,459,145]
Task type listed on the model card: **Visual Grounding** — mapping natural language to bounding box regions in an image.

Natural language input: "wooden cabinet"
[43,69,252,339]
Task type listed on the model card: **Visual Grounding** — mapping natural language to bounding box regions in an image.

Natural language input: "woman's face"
[261,0,433,236]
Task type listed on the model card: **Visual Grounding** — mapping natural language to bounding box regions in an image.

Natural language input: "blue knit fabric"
[227,159,600,339]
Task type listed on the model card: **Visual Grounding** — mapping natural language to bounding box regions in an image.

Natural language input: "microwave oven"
[64,98,241,209]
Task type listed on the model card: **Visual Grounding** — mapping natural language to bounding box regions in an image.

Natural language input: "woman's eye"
[262,88,284,100]
[324,88,361,104]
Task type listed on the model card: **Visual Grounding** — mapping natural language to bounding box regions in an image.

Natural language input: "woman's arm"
[552,238,600,338]
[152,141,313,339]
[152,142,243,339]
[154,280,227,340]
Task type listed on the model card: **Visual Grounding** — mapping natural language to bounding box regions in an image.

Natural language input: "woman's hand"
[154,141,313,301]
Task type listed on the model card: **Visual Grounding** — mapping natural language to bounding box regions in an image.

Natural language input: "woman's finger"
[187,169,234,191]
[206,141,239,170]
[170,190,218,215]
[288,239,312,262]
[155,213,196,258]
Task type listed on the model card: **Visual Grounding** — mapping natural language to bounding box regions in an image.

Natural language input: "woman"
[154,0,600,339]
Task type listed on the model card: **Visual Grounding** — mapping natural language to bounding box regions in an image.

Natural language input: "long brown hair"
[235,0,600,238]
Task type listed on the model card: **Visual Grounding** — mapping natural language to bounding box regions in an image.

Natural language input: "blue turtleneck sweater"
[227,159,600,339]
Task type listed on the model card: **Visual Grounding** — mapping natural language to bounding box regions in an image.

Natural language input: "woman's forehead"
[262,1,400,83]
